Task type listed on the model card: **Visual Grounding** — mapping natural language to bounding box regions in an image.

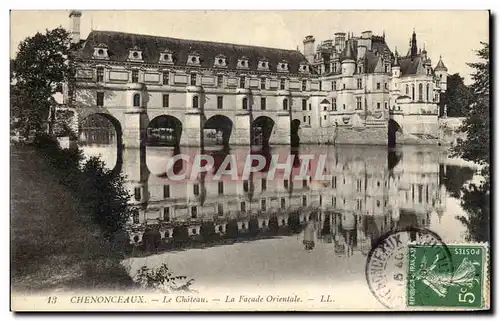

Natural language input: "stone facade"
[66,12,448,147]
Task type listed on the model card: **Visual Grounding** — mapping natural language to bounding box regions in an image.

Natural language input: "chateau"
[66,11,448,148]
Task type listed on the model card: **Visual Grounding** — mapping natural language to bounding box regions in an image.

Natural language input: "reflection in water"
[81,144,484,257]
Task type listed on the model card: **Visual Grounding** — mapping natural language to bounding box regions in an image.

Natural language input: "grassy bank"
[10,144,135,292]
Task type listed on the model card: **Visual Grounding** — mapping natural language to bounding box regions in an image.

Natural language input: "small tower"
[391,49,401,78]
[410,29,418,58]
[434,55,448,92]
[341,40,356,76]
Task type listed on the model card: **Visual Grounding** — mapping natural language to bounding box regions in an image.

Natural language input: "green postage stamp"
[407,243,490,309]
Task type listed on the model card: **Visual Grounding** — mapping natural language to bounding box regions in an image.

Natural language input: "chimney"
[357,44,367,59]
[69,10,82,44]
[303,35,316,64]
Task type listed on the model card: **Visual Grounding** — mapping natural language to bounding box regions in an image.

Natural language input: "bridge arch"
[388,119,403,148]
[252,116,275,147]
[78,112,123,174]
[203,115,233,148]
[146,115,183,147]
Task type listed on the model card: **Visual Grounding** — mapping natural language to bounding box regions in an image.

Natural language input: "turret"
[341,40,355,76]
[434,55,448,91]
[391,48,401,78]
[69,10,82,44]
[410,29,418,58]
[303,35,316,64]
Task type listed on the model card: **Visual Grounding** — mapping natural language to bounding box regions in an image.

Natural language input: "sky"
[10,10,489,84]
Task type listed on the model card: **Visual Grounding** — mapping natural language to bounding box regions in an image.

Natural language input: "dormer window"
[257,58,270,71]
[128,46,143,62]
[277,61,289,73]
[159,49,173,64]
[93,44,109,60]
[214,54,227,68]
[187,52,201,66]
[237,56,249,69]
[299,62,310,74]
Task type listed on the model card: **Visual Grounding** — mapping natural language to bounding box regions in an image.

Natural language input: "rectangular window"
[384,102,388,110]
[261,199,267,211]
[333,99,337,111]
[302,80,307,91]
[333,80,337,90]
[357,199,362,211]
[261,97,266,110]
[193,184,199,196]
[324,105,327,111]
[418,185,423,203]
[303,116,307,122]
[308,116,311,125]
[302,99,307,111]
[96,67,104,82]
[243,180,249,192]
[261,78,266,89]
[217,96,223,109]
[218,204,224,216]
[284,179,289,189]
[333,197,337,208]
[343,83,346,89]
[357,79,362,89]
[332,176,337,189]
[191,206,197,219]
[333,63,337,73]
[162,94,169,108]
[163,185,170,198]
[240,201,246,212]
[190,73,197,86]
[377,102,381,109]
[163,207,170,222]
[96,92,104,107]
[131,70,139,83]
[356,179,362,192]
[280,78,285,90]
[302,195,307,207]
[133,211,139,224]
[303,180,307,188]
[319,81,322,91]
[281,197,286,209]
[356,97,362,110]
[262,178,267,191]
[376,82,381,90]
[218,181,224,195]
[240,76,246,88]
[384,82,388,89]
[163,72,169,85]
[323,115,327,120]
[217,74,223,87]
[309,104,312,111]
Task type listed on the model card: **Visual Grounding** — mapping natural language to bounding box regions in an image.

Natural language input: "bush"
[135,263,195,293]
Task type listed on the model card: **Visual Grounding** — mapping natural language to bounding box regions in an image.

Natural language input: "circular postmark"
[365,227,453,309]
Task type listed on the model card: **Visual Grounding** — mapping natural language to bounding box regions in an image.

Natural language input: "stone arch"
[146,115,183,147]
[252,116,275,147]
[78,112,124,174]
[291,119,301,147]
[388,119,403,148]
[203,115,233,147]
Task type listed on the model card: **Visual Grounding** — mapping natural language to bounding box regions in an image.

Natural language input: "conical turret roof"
[435,55,448,71]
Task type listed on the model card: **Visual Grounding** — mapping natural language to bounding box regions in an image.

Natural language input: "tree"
[444,73,473,117]
[452,42,490,178]
[11,27,73,138]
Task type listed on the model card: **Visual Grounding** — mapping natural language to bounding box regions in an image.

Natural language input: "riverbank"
[10,144,135,292]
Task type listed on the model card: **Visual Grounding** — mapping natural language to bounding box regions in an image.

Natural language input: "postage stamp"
[407,243,490,309]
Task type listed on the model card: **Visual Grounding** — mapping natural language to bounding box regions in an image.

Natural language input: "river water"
[81,142,484,304]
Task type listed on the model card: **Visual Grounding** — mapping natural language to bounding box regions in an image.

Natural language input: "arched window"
[405,85,409,95]
[283,98,288,111]
[192,96,199,108]
[411,85,415,101]
[242,97,248,110]
[133,94,141,107]
[426,84,430,101]
[418,83,423,101]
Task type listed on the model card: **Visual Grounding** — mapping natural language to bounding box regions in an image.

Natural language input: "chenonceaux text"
[70,295,146,304]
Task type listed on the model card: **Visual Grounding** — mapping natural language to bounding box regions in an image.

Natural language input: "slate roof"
[398,54,430,76]
[77,30,314,74]
[434,56,448,71]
